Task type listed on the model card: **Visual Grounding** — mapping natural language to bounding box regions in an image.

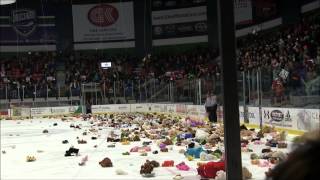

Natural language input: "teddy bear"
[99,157,113,167]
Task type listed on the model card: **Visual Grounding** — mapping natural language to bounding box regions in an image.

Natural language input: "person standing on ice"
[205,92,217,123]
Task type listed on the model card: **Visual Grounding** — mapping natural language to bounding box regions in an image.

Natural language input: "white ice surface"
[1,119,294,180]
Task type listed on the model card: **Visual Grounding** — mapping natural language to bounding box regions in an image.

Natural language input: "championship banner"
[234,0,253,25]
[72,2,135,44]
[0,7,56,45]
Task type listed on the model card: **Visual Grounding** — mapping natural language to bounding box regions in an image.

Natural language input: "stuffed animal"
[195,129,209,142]
[162,160,174,167]
[185,146,204,158]
[148,160,160,168]
[115,169,128,175]
[140,160,155,176]
[99,157,113,167]
[140,152,148,156]
[160,148,168,152]
[122,152,130,155]
[173,174,183,180]
[176,162,190,171]
[177,133,193,140]
[78,155,88,166]
[78,139,87,144]
[26,156,36,162]
[197,161,225,178]
[242,167,252,179]
[277,142,288,148]
[250,153,259,160]
[200,152,215,161]
[65,147,79,156]
[163,137,173,145]
[107,144,116,148]
[121,141,130,145]
[42,129,49,133]
[215,170,226,180]
[270,151,287,163]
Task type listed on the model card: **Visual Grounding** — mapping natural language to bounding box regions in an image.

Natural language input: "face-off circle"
[88,4,119,27]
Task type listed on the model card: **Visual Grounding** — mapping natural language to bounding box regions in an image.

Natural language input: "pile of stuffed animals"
[8,112,296,179]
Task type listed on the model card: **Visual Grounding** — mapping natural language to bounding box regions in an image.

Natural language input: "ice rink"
[1,118,293,180]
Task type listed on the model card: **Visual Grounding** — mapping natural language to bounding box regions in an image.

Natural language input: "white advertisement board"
[152,6,207,25]
[113,104,131,112]
[31,107,52,116]
[51,106,79,115]
[151,103,165,113]
[91,105,113,113]
[247,106,261,125]
[72,2,135,43]
[163,104,176,113]
[130,104,150,112]
[262,107,320,131]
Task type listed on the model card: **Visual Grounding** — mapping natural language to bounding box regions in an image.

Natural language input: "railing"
[1,70,319,110]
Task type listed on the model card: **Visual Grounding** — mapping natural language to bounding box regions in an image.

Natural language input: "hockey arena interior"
[0,0,320,180]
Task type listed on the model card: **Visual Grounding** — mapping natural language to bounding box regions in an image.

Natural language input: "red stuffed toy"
[162,160,174,167]
[197,161,225,178]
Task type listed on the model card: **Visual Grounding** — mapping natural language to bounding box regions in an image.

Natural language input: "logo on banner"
[195,22,207,32]
[69,106,77,112]
[177,24,193,33]
[154,26,163,35]
[264,109,292,122]
[11,9,37,37]
[164,24,176,35]
[88,4,119,27]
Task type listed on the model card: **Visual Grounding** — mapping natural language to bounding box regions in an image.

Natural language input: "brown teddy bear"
[99,157,113,167]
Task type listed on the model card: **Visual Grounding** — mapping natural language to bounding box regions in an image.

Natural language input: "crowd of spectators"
[64,48,220,100]
[0,52,57,100]
[237,12,320,104]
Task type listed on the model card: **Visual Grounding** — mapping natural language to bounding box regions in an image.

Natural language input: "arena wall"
[2,104,318,134]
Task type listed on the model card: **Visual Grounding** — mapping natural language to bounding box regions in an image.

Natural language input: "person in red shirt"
[272,78,285,104]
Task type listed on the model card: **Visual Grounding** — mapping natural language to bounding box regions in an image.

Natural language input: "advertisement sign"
[51,106,80,115]
[72,2,135,43]
[152,6,207,40]
[113,104,131,112]
[31,107,52,116]
[130,104,150,112]
[247,106,261,125]
[164,104,176,113]
[152,6,207,26]
[186,105,199,116]
[292,108,319,131]
[0,7,56,45]
[176,104,187,114]
[151,104,164,113]
[262,107,294,129]
[0,109,8,116]
[91,105,113,113]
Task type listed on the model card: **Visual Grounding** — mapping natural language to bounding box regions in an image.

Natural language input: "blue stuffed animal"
[185,146,204,158]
